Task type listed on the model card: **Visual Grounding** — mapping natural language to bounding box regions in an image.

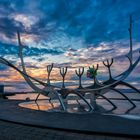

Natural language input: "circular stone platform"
[0,99,140,140]
[19,100,94,113]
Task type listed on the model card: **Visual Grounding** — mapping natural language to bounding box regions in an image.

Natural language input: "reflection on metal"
[60,67,68,88]
[103,58,114,80]
[19,100,60,112]
[75,67,84,89]
[47,64,53,85]
[0,16,140,113]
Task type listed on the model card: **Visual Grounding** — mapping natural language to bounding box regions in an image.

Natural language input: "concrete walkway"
[0,99,140,139]
[1,119,140,140]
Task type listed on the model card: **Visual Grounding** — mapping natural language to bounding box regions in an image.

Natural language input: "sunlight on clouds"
[94,43,110,51]
[11,14,38,30]
[64,41,140,63]
[20,33,39,46]
[34,53,71,65]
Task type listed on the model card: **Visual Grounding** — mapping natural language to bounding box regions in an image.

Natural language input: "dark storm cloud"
[34,0,140,44]
[1,0,140,44]
[0,1,25,37]
[0,17,24,38]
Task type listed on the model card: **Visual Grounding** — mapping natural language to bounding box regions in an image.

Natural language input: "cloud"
[0,41,64,57]
[0,0,140,91]
[10,14,39,30]
[1,0,140,45]
[64,41,140,63]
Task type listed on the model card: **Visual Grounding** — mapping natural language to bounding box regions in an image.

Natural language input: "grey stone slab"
[0,99,140,139]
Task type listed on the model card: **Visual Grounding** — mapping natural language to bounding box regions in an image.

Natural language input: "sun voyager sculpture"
[0,16,140,113]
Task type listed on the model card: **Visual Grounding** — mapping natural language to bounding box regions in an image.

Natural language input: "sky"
[0,0,140,91]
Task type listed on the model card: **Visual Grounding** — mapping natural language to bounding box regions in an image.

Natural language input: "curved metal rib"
[35,93,41,102]
[49,98,54,108]
[111,88,136,108]
[119,81,140,94]
[115,55,132,78]
[97,94,117,110]
[54,91,66,111]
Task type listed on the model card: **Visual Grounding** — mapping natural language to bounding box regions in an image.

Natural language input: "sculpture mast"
[128,15,133,64]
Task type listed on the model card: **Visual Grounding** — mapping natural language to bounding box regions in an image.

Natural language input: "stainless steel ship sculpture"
[0,16,140,113]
